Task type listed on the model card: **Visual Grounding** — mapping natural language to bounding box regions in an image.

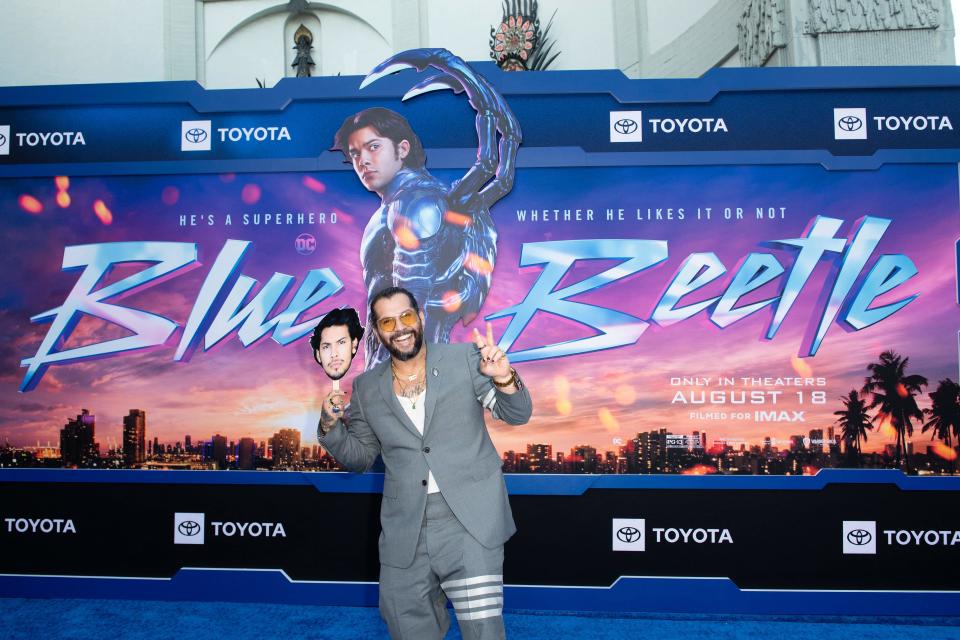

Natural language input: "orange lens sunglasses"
[377,309,418,332]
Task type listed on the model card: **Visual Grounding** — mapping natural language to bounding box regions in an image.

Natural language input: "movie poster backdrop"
[2,135,957,475]
[1,54,959,611]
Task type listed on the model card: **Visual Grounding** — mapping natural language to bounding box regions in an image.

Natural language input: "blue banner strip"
[2,468,958,494]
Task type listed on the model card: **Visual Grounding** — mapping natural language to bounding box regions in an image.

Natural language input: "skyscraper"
[211,433,228,469]
[238,437,257,470]
[60,409,96,467]
[271,429,301,469]
[122,409,146,467]
[526,444,552,472]
[570,444,598,473]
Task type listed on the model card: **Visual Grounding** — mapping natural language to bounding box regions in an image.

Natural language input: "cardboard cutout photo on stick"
[310,307,365,403]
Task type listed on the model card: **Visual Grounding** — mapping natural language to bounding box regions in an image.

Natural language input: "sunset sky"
[2,163,956,460]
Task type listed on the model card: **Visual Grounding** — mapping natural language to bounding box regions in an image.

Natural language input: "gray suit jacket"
[318,342,533,568]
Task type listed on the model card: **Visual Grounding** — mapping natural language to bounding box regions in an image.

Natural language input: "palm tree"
[922,378,960,474]
[834,390,871,467]
[861,350,927,474]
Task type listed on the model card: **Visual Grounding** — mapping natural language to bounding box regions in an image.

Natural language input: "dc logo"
[614,119,638,135]
[837,115,862,132]
[185,128,208,143]
[846,529,872,545]
[617,526,641,543]
[295,233,316,255]
[178,521,201,537]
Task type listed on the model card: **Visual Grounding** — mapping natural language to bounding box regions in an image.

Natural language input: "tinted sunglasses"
[377,309,418,332]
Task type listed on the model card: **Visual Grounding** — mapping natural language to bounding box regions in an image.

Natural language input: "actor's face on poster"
[347,125,409,195]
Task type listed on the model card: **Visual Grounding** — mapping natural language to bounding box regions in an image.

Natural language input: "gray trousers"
[379,492,506,640]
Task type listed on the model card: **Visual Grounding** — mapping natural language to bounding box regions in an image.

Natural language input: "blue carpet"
[2,599,960,639]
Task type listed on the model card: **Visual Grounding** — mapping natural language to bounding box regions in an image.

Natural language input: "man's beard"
[384,326,423,362]
[324,366,348,381]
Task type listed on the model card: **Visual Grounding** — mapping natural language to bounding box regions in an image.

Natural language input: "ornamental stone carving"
[738,0,787,67]
[806,0,941,33]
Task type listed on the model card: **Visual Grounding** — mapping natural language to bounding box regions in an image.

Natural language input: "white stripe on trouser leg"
[451,596,503,611]
[441,574,502,590]
[445,575,503,622]
[444,585,502,599]
[457,606,503,621]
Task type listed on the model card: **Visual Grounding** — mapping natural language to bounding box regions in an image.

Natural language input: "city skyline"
[3,406,956,475]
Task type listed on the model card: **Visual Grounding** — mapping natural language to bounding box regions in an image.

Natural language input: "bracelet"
[493,367,518,388]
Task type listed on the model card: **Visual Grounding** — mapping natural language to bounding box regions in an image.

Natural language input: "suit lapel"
[423,345,443,438]
[378,362,421,439]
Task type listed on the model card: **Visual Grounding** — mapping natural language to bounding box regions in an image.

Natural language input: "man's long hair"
[333,108,426,169]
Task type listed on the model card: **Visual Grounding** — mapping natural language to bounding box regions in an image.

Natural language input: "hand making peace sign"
[472,321,513,383]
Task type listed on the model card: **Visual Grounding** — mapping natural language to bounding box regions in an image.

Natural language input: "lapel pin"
[432,368,439,377]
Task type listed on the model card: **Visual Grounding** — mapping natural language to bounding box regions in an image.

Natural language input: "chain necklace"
[392,363,426,409]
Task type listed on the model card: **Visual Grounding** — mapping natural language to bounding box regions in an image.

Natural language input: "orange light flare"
[443,210,472,227]
[932,442,958,461]
[464,252,493,275]
[56,190,71,208]
[790,355,813,378]
[54,176,70,191]
[876,413,897,440]
[598,407,620,433]
[394,223,420,250]
[614,384,636,406]
[18,194,43,214]
[553,375,572,415]
[302,176,326,193]
[681,464,717,476]
[802,465,820,476]
[896,383,909,398]
[241,184,261,205]
[441,290,462,313]
[92,200,113,225]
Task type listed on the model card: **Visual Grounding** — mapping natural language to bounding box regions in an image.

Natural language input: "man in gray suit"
[318,286,532,640]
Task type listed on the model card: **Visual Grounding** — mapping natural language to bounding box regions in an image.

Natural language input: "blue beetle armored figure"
[333,49,520,369]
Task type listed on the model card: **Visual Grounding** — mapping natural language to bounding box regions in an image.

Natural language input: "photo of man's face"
[347,125,409,195]
[316,324,359,381]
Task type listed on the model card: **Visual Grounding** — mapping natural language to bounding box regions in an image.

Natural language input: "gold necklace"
[392,364,426,409]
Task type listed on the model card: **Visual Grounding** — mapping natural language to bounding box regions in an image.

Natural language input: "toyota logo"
[184,128,208,144]
[178,520,201,537]
[846,529,872,546]
[617,526,641,543]
[837,115,863,132]
[614,118,638,135]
